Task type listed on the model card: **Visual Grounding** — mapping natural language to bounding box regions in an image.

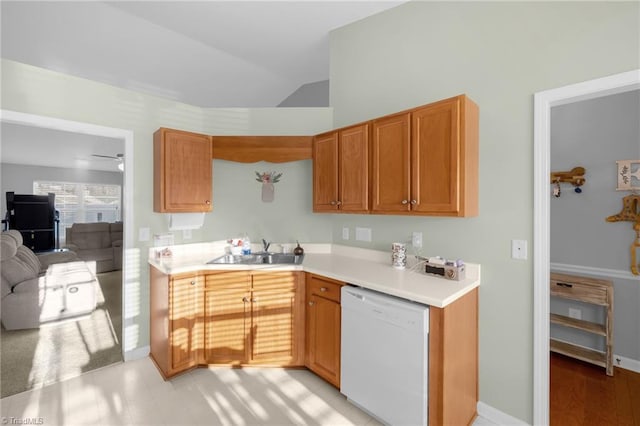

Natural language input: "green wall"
[1,59,332,357]
[329,1,639,422]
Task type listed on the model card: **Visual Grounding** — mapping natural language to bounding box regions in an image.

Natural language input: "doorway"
[0,109,134,395]
[533,70,640,425]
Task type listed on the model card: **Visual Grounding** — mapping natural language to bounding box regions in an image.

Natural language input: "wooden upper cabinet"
[313,132,339,211]
[372,95,478,217]
[371,113,411,212]
[313,124,369,213]
[154,128,213,213]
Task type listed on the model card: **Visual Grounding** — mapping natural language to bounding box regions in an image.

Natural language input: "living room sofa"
[64,222,122,273]
[1,230,98,330]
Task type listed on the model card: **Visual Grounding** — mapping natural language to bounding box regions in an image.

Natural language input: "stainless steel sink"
[208,253,304,265]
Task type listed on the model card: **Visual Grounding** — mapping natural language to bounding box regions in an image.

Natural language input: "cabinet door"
[306,294,341,387]
[313,131,339,212]
[250,272,304,365]
[339,124,369,212]
[154,128,212,213]
[411,98,460,214]
[203,272,251,365]
[371,113,411,212]
[169,275,202,373]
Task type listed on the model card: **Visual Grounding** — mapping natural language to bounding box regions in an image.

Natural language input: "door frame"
[0,109,135,360]
[532,69,640,425]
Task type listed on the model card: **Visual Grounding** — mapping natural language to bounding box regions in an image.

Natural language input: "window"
[34,181,121,242]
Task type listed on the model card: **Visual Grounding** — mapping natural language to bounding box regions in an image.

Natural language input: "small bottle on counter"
[242,234,252,255]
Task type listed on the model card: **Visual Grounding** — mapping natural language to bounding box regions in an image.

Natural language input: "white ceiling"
[1,1,404,172]
[1,0,405,108]
[1,123,125,173]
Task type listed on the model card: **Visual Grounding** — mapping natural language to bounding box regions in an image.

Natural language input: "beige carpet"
[0,270,123,398]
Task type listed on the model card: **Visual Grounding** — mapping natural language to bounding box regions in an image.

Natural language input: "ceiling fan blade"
[92,153,124,160]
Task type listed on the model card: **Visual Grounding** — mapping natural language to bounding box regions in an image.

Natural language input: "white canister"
[391,242,407,269]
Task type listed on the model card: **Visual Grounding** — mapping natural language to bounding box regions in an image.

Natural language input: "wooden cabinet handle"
[401,199,408,205]
[308,301,315,306]
[320,287,328,292]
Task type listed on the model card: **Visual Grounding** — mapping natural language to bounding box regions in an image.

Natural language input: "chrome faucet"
[261,239,271,253]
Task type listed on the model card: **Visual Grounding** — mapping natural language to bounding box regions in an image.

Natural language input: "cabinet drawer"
[308,275,343,303]
[550,275,608,305]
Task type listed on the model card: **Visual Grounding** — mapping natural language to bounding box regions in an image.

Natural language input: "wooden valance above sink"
[211,135,312,163]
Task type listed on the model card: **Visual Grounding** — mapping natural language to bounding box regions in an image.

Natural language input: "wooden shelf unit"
[550,272,614,376]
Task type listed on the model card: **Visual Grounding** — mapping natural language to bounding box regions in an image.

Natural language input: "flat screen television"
[6,192,55,230]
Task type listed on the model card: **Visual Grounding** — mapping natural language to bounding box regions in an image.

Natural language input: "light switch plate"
[355,227,372,242]
[342,227,349,240]
[511,239,527,260]
[412,232,423,248]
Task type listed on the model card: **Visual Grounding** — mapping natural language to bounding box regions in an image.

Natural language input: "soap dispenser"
[293,241,304,255]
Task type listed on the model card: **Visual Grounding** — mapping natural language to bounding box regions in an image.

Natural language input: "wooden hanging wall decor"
[606,194,640,275]
[550,166,586,197]
[616,160,640,191]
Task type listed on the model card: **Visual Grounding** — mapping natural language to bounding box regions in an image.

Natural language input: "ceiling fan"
[91,153,124,171]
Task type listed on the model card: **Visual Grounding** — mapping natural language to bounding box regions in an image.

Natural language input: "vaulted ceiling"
[1,1,405,108]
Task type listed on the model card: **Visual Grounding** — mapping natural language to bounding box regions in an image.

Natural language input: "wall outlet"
[511,239,528,260]
[139,227,150,242]
[412,232,423,248]
[568,308,582,320]
[355,227,372,242]
[342,227,350,240]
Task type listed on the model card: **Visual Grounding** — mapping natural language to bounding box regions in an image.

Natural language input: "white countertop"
[148,242,480,308]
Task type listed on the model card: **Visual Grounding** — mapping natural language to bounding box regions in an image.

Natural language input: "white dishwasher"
[341,285,429,426]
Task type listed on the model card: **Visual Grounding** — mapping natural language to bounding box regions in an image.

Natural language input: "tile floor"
[1,357,495,425]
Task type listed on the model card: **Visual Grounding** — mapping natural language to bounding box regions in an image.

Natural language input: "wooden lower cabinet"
[250,271,305,365]
[151,266,478,426]
[203,271,251,365]
[150,267,203,379]
[305,274,343,388]
[428,287,479,426]
[151,267,304,378]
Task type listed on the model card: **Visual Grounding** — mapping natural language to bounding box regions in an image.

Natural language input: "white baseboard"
[614,354,640,374]
[123,345,150,362]
[477,401,529,426]
[550,262,640,281]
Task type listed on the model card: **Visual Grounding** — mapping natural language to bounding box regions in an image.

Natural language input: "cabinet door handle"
[190,281,196,286]
[205,200,211,205]
[556,282,573,288]
[336,201,342,206]
[242,296,249,303]
[308,301,315,306]
[330,200,337,206]
[320,287,328,292]
[401,199,408,205]
[410,199,417,205]
[251,298,258,303]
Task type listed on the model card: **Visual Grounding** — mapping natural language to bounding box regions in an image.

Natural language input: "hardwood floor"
[551,353,640,426]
